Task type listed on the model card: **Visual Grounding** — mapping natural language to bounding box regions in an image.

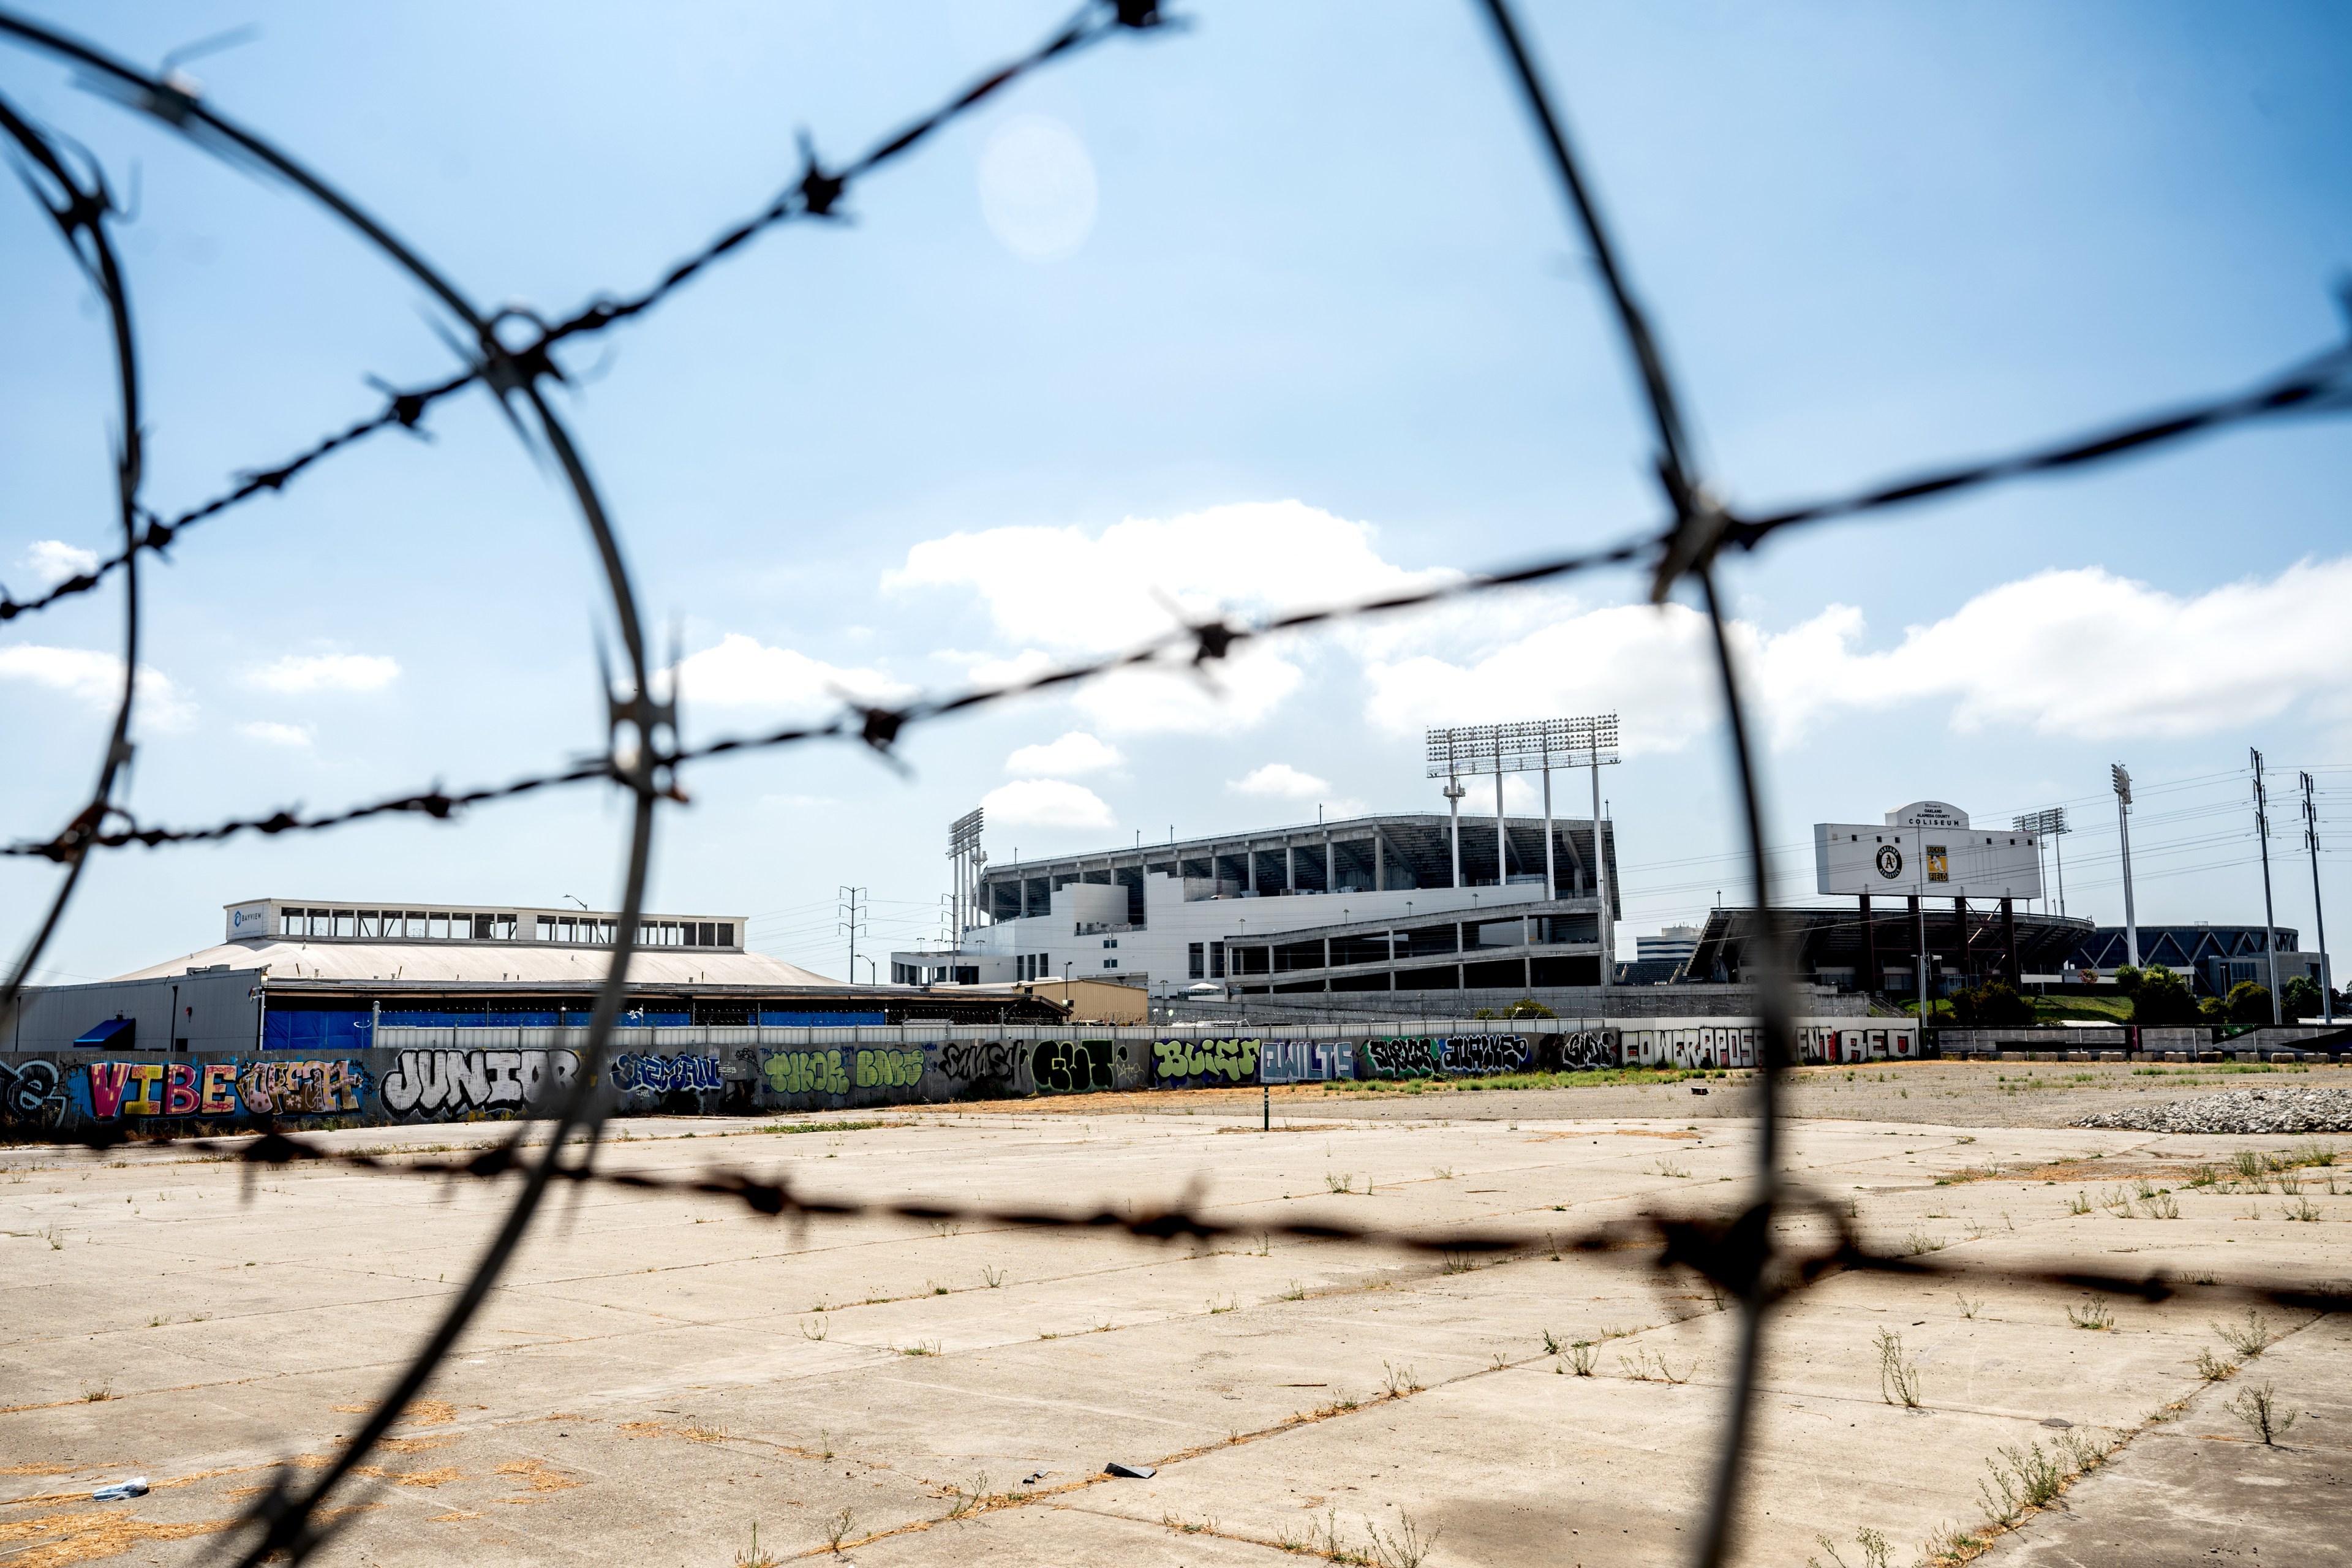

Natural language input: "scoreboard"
[1815,799,2044,902]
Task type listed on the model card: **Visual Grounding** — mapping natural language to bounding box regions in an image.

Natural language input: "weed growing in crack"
[1875,1329,1923,1408]
[1541,1329,1562,1356]
[1904,1231,1948,1256]
[1281,1280,1307,1302]
[2067,1300,2114,1332]
[2195,1347,2239,1381]
[799,1316,827,1342]
[2067,1191,2094,1216]
[1956,1294,1984,1320]
[1807,1527,1893,1568]
[1978,1441,2068,1525]
[822,1506,856,1553]
[1325,1172,1354,1194]
[1366,1510,1439,1568]
[734,1521,782,1568]
[978,1265,1007,1289]
[1567,1343,1597,1376]
[1382,1362,1422,1397]
[2228,1383,2299,1444]
[2215,1309,2274,1359]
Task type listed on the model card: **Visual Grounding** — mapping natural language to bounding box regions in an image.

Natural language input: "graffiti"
[853,1047,924,1090]
[1441,1035,1527,1076]
[1033,1039,1117,1095]
[611,1053,723,1097]
[937,1041,1020,1085]
[379,1050,578,1115]
[1153,1038,1257,1084]
[1259,1040,1354,1084]
[1358,1038,1442,1080]
[761,1049,850,1098]
[0,1059,65,1124]
[78,1059,369,1118]
[1554,1030,1618,1071]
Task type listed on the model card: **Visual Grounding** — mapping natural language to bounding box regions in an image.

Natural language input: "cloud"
[250,653,400,695]
[979,778,1116,832]
[0,643,195,730]
[238,720,314,747]
[892,500,1452,654]
[1228,762,1330,800]
[677,633,914,718]
[22,540,99,586]
[1365,556,2352,751]
[1006,730,1123,777]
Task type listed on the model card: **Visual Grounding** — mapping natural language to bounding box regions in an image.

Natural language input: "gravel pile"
[2075,1085,2352,1134]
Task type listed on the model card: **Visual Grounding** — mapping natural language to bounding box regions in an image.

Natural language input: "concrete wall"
[0,1014,1913,1136]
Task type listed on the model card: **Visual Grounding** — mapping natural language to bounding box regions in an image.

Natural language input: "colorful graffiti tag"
[1153,1037,1258,1085]
[80,1059,369,1118]
[379,1049,577,1116]
[852,1047,924,1090]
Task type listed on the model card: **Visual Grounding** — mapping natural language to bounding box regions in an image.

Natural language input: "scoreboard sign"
[1815,799,2043,901]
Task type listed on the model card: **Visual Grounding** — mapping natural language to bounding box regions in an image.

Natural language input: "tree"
[2113,965,2144,998]
[2129,965,2202,1027]
[1950,980,2034,1027]
[2224,981,2274,1027]
[2280,975,2323,1021]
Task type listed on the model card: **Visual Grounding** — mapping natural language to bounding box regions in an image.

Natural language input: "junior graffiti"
[379,1049,578,1115]
[1153,1037,1257,1085]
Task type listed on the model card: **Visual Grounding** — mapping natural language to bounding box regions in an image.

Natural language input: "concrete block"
[2098,1050,2125,1062]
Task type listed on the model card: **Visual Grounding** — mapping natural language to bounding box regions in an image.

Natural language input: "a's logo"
[1874,845,1902,880]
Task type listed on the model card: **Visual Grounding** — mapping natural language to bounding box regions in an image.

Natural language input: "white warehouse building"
[891,810,1619,1002]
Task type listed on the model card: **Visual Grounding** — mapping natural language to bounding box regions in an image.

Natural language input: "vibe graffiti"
[611,1052,723,1097]
[1357,1038,1442,1080]
[852,1047,924,1090]
[1441,1035,1527,1076]
[761,1049,850,1098]
[80,1059,369,1118]
[1153,1038,1257,1084]
[937,1041,1020,1085]
[0,1059,66,1124]
[1033,1039,1117,1095]
[379,1049,578,1115]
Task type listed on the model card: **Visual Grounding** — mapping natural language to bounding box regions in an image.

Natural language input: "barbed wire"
[1,2,2345,1566]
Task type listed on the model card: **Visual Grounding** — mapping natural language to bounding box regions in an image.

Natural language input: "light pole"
[839,886,867,985]
[2304,771,2333,1024]
[2252,748,2282,1025]
[2112,764,2139,970]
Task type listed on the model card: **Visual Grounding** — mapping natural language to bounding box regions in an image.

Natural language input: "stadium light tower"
[2011,806,2070,918]
[948,807,985,940]
[2111,764,2138,969]
[1427,716,1619,987]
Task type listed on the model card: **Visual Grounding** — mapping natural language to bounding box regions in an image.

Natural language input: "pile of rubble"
[2076,1085,2352,1134]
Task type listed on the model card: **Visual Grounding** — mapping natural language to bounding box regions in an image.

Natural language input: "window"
[1103,938,1118,949]
[1103,959,1118,970]
[537,917,559,942]
[405,911,428,938]
[1188,943,1205,979]
[473,914,493,940]
[717,923,733,947]
[334,911,356,938]
[1038,951,1049,977]
[1210,941,1225,979]
[494,914,518,941]
[429,913,451,940]
[699,922,717,947]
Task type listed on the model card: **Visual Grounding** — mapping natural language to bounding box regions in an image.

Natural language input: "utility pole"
[2112,764,2139,969]
[2304,771,2334,1025]
[839,886,868,984]
[2252,749,2282,1025]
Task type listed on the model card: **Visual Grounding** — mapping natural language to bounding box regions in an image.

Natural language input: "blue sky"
[4,1,2349,983]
